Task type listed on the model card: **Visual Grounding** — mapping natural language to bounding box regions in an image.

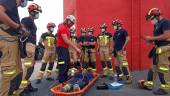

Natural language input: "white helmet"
[66,15,76,23]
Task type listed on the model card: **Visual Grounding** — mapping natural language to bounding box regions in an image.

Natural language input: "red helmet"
[47,22,56,30]
[112,19,122,27]
[87,27,94,33]
[80,28,86,33]
[100,23,107,29]
[145,8,161,21]
[28,3,42,13]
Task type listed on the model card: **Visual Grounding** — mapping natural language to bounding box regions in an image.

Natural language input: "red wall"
[64,0,170,71]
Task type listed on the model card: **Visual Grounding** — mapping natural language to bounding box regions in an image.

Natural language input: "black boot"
[153,88,169,95]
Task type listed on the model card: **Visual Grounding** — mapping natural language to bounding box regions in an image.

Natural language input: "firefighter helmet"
[112,19,122,27]
[47,22,56,30]
[28,3,42,13]
[100,23,107,29]
[66,15,76,23]
[145,8,161,21]
[80,28,86,33]
[87,27,94,32]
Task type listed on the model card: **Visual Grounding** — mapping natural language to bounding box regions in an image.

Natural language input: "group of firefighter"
[67,22,131,83]
[0,0,170,96]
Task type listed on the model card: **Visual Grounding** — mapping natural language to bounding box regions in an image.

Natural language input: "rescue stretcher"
[51,73,99,96]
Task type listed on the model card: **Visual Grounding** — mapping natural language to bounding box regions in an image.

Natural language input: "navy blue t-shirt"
[87,35,97,49]
[0,0,20,36]
[154,18,170,46]
[21,17,37,44]
[78,36,88,48]
[113,29,128,51]
[78,36,87,43]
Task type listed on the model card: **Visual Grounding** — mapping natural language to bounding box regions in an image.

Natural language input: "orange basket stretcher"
[51,73,99,96]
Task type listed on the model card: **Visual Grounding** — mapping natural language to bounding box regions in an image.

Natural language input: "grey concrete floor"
[1,61,170,96]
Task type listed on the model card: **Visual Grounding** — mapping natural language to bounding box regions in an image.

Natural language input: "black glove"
[0,50,2,58]
[148,47,155,58]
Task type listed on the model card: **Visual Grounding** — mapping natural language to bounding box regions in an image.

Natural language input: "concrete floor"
[1,61,170,96]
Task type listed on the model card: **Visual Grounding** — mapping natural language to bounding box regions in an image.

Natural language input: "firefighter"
[0,0,31,96]
[18,3,41,95]
[138,8,170,95]
[85,27,97,73]
[57,15,81,83]
[36,22,56,84]
[112,19,132,84]
[97,23,113,79]
[77,28,88,72]
[68,27,81,76]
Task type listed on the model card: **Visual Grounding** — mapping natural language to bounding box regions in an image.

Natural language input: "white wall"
[18,0,63,43]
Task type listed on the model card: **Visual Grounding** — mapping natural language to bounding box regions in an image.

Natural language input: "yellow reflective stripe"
[160,84,170,89]
[40,71,44,74]
[119,74,123,77]
[20,80,30,89]
[24,62,32,65]
[123,62,128,66]
[99,35,109,45]
[103,67,108,70]
[146,81,153,86]
[58,61,65,64]
[109,68,113,71]
[88,67,93,70]
[87,67,96,72]
[46,37,52,47]
[156,48,162,54]
[55,69,59,72]
[92,68,96,71]
[159,67,169,72]
[46,36,55,47]
[21,80,29,85]
[47,70,52,73]
[47,38,51,46]
[3,69,16,76]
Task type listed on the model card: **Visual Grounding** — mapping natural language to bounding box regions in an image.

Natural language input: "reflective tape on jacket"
[2,69,16,76]
[123,62,128,66]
